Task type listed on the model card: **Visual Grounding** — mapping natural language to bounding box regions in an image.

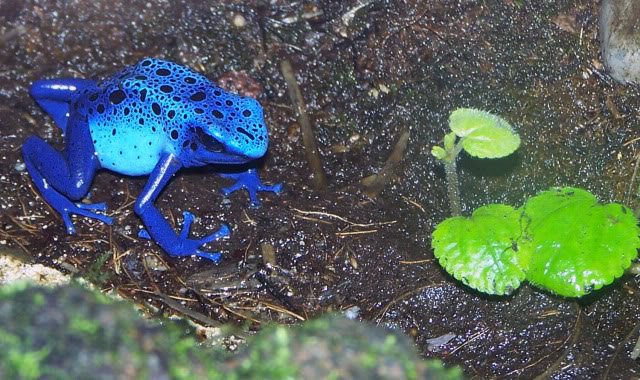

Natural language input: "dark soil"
[2,0,640,378]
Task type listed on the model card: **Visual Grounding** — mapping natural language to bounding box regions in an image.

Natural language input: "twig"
[398,258,433,264]
[335,230,377,236]
[362,129,410,198]
[151,290,227,329]
[260,301,306,321]
[625,150,640,206]
[375,283,440,324]
[280,59,328,191]
[293,214,334,225]
[446,328,490,356]
[604,319,640,379]
[623,137,640,147]
[292,208,396,227]
[531,304,582,380]
[26,180,59,222]
[401,195,426,213]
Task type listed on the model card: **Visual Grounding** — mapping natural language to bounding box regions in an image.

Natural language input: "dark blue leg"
[22,116,113,234]
[30,79,96,134]
[135,153,229,263]
[219,168,282,207]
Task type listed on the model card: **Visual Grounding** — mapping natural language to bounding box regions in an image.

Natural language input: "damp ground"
[1,0,640,378]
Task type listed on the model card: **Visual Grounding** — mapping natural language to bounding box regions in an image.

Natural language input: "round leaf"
[432,204,527,295]
[521,187,640,297]
[449,108,520,159]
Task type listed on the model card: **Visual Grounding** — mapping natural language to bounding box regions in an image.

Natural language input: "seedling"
[430,109,640,297]
[431,108,520,216]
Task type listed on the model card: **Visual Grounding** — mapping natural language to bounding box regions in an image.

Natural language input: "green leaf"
[431,204,528,295]
[444,132,456,152]
[521,187,640,297]
[431,146,446,160]
[449,108,520,159]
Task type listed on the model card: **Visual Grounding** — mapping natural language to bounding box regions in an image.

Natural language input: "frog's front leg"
[22,116,113,234]
[134,153,230,263]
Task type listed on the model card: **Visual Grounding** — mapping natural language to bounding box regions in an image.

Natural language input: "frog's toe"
[263,183,283,194]
[190,221,229,263]
[179,211,197,240]
[220,169,282,207]
[140,211,229,263]
[138,228,151,239]
[197,223,231,244]
[75,202,109,212]
[61,212,77,235]
[194,250,222,263]
[176,213,229,262]
[61,203,113,234]
[72,206,113,226]
[219,181,244,197]
[246,183,283,207]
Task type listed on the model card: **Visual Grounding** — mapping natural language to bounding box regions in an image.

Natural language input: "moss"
[0,283,464,380]
[232,315,464,380]
[78,250,114,286]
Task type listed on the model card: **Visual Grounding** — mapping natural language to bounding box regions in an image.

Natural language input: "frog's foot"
[34,186,113,234]
[220,168,283,208]
[138,211,230,263]
[61,201,113,234]
[22,137,112,234]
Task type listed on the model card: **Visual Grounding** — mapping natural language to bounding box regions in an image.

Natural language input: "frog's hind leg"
[30,79,95,134]
[22,115,113,234]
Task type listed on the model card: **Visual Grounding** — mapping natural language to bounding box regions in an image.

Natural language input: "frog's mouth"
[187,127,253,166]
[189,150,251,167]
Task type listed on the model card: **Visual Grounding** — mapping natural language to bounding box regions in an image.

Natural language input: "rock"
[600,0,640,84]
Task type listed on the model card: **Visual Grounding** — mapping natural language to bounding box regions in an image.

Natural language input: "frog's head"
[181,89,269,167]
[129,58,269,168]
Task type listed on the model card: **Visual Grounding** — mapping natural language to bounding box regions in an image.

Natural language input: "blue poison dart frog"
[22,58,282,263]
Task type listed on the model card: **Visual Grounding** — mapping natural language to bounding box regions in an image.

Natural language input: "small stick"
[280,59,328,191]
[362,129,410,198]
[625,151,640,207]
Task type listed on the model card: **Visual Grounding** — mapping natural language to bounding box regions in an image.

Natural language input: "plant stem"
[442,140,465,217]
[444,159,461,216]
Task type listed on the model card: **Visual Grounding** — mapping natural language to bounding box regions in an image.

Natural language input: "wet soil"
[1,0,640,378]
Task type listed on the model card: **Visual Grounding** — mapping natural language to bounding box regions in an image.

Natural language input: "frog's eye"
[195,127,224,152]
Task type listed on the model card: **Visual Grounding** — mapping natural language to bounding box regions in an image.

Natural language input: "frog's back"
[74,58,266,176]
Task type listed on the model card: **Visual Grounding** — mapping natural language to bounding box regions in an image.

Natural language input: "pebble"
[600,0,640,84]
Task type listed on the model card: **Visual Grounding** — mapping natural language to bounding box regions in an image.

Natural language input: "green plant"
[431,108,520,216]
[430,110,640,297]
[432,187,640,297]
